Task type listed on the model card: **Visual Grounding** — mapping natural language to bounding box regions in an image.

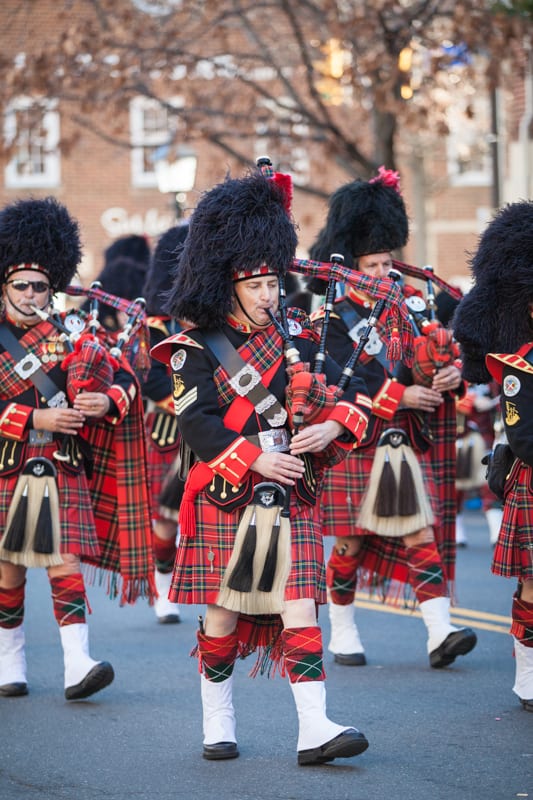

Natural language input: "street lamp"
[155,146,198,219]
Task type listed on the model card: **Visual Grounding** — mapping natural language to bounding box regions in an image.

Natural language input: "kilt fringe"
[190,613,285,678]
[0,458,62,568]
[81,563,157,605]
[358,441,433,536]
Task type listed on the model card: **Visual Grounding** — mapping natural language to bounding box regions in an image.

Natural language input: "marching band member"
[152,169,373,765]
[308,168,477,670]
[453,200,533,712]
[142,223,189,624]
[0,198,153,701]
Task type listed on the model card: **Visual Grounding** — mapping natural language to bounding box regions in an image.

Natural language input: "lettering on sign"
[100,207,175,238]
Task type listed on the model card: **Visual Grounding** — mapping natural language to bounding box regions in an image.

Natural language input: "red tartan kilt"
[492,462,533,580]
[318,419,443,593]
[0,442,99,559]
[170,493,326,606]
[144,415,180,521]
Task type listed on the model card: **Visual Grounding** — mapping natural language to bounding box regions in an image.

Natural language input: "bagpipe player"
[151,168,374,765]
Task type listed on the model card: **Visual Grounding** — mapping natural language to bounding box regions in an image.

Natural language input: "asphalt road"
[1,509,531,800]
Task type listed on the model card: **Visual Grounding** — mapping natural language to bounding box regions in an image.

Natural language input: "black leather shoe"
[430,628,477,668]
[520,698,533,712]
[298,729,369,766]
[0,682,28,697]
[65,662,114,700]
[157,613,181,624]
[202,742,239,760]
[334,652,367,666]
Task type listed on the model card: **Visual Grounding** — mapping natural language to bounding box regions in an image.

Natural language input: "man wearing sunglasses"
[0,197,154,703]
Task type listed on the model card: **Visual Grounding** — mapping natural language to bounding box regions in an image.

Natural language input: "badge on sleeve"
[171,349,186,371]
[503,374,520,397]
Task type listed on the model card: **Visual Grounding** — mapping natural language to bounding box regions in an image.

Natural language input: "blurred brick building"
[1,1,531,293]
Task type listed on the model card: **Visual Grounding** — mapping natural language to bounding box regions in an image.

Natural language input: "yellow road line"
[354,597,511,635]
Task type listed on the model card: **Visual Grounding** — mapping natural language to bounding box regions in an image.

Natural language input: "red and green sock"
[282,626,326,683]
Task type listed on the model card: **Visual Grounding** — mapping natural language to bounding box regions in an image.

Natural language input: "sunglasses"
[7,279,51,293]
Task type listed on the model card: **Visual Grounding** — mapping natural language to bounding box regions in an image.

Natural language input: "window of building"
[254,99,310,186]
[446,92,492,187]
[130,96,184,188]
[4,98,60,188]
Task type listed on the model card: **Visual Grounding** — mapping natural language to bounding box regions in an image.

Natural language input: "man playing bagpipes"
[453,200,533,713]
[151,166,377,766]
[140,223,189,625]
[0,198,155,702]
[308,167,477,670]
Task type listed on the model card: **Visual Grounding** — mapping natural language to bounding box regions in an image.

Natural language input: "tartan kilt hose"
[492,461,533,580]
[169,492,326,606]
[0,441,99,559]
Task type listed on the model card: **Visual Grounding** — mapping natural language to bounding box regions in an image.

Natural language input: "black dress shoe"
[157,613,181,625]
[0,682,28,697]
[65,662,114,700]
[298,729,369,766]
[202,742,239,760]
[430,628,477,668]
[520,697,533,712]
[334,652,367,666]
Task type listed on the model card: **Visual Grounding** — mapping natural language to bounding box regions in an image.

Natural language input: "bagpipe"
[398,264,462,387]
[32,283,149,405]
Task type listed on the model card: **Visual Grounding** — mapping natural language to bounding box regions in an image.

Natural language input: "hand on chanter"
[431,364,462,394]
[290,420,343,455]
[72,391,111,418]
[402,384,443,413]
[32,406,86,435]
[250,451,305,486]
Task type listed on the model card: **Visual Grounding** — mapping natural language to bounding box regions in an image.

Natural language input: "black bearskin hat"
[103,234,151,269]
[453,201,533,383]
[164,171,297,329]
[143,223,189,315]
[308,167,409,294]
[0,196,82,291]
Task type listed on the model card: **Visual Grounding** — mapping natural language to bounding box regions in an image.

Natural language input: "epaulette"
[151,331,203,365]
[147,316,170,337]
[486,346,533,384]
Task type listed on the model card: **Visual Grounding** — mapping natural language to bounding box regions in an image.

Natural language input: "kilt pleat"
[318,413,452,599]
[170,493,326,606]
[493,461,533,580]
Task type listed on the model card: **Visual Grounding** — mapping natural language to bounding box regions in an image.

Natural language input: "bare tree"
[1,0,530,195]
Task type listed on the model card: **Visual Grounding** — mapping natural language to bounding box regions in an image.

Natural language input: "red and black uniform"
[315,286,460,602]
[486,348,533,586]
[143,316,182,525]
[152,308,371,655]
[0,312,154,601]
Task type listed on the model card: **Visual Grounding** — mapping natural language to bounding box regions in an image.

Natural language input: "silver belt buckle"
[258,428,290,453]
[29,429,54,445]
[14,352,42,379]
